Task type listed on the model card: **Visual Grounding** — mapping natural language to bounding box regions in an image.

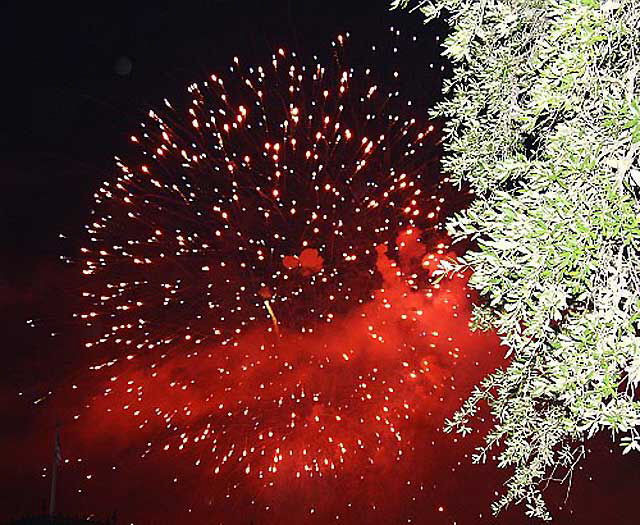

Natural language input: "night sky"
[1,1,639,524]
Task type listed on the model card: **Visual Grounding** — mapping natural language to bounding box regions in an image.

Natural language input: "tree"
[393,0,640,519]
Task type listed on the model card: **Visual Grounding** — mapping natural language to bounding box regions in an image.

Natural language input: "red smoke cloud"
[5,232,508,524]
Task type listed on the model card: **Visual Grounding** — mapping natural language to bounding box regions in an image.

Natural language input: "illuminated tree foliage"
[394,0,640,519]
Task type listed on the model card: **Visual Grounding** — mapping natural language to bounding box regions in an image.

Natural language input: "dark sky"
[1,1,639,524]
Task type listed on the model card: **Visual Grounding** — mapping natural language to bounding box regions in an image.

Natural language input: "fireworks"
[61,29,495,523]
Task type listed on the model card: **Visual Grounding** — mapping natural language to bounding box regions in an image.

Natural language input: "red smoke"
[16,231,504,524]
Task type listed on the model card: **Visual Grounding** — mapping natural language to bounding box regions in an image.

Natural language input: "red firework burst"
[53,30,498,524]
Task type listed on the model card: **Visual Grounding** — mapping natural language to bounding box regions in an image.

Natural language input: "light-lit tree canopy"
[394,0,640,519]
